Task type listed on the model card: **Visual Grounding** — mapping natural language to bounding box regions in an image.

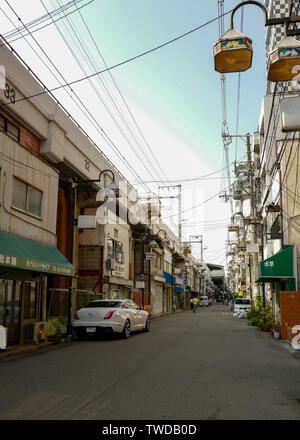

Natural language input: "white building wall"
[0,132,59,246]
[0,41,134,195]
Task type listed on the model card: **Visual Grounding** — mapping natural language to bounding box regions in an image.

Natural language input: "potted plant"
[273,321,281,339]
[246,295,263,327]
[258,306,275,332]
[246,305,259,326]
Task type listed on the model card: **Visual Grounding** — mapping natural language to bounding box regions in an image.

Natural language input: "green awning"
[254,245,295,282]
[0,231,74,277]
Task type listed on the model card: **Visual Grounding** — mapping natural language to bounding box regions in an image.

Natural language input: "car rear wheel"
[122,319,131,339]
[76,328,87,341]
[144,316,151,332]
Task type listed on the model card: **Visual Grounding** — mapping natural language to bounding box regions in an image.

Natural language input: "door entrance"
[0,280,21,345]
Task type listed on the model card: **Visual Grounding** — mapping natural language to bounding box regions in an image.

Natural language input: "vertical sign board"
[164,249,172,264]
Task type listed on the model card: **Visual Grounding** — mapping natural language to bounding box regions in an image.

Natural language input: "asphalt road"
[0,305,300,420]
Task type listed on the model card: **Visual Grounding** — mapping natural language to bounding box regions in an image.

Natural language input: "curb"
[0,339,76,363]
[151,309,184,319]
[278,339,300,360]
[0,312,184,361]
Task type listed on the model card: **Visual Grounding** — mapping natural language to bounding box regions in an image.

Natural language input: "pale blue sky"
[0,0,270,264]
[80,0,267,165]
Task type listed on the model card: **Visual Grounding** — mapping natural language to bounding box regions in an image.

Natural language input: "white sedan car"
[72,299,151,339]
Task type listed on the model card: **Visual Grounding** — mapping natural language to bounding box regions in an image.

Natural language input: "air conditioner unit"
[26,322,47,344]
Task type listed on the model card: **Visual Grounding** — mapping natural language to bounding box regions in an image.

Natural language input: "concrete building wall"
[105,223,131,281]
[0,40,133,193]
[0,132,58,245]
[282,138,300,286]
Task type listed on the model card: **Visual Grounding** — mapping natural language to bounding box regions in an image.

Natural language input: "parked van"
[233,298,251,313]
[199,296,209,307]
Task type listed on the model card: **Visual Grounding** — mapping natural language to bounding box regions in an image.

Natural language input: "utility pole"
[158,184,182,250]
[178,184,182,251]
[189,235,204,295]
[189,235,204,261]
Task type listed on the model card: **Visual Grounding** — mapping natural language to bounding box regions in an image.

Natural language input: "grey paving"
[0,305,300,420]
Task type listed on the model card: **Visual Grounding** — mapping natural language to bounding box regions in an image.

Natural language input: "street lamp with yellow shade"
[214,28,253,73]
[268,35,300,82]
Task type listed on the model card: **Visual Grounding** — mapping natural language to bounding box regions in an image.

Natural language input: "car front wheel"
[144,316,151,332]
[122,319,131,339]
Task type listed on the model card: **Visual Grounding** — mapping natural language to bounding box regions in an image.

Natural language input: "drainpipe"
[260,222,266,308]
[172,259,175,312]
[141,239,145,309]
[276,146,284,249]
[67,181,77,336]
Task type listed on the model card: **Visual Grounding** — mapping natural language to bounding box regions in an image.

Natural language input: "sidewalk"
[279,338,300,361]
[0,336,74,362]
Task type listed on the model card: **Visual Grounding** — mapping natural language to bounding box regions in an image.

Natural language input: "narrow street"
[0,305,299,420]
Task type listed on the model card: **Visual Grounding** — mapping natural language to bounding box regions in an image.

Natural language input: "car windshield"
[235,299,250,305]
[83,301,122,308]
[200,297,208,300]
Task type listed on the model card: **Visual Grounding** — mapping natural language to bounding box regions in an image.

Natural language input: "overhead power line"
[0,9,232,108]
[3,0,151,192]
[130,153,247,184]
[2,0,94,42]
[44,0,165,185]
[161,184,232,220]
[72,0,170,184]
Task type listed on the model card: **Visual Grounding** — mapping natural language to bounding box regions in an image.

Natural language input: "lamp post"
[157,228,170,246]
[214,0,300,81]
[67,169,118,335]
[79,169,119,198]
[138,230,161,310]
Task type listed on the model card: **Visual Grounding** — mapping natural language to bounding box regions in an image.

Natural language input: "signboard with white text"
[146,253,156,260]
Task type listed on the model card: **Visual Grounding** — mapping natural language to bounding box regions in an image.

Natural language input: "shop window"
[12,177,42,217]
[23,282,37,320]
[0,281,5,326]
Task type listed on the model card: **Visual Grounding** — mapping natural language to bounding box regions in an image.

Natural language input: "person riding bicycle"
[192,296,198,312]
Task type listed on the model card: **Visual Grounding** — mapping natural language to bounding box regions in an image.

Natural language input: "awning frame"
[254,245,297,290]
[0,231,74,277]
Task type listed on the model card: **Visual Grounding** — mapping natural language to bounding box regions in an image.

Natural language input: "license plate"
[86,327,96,333]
